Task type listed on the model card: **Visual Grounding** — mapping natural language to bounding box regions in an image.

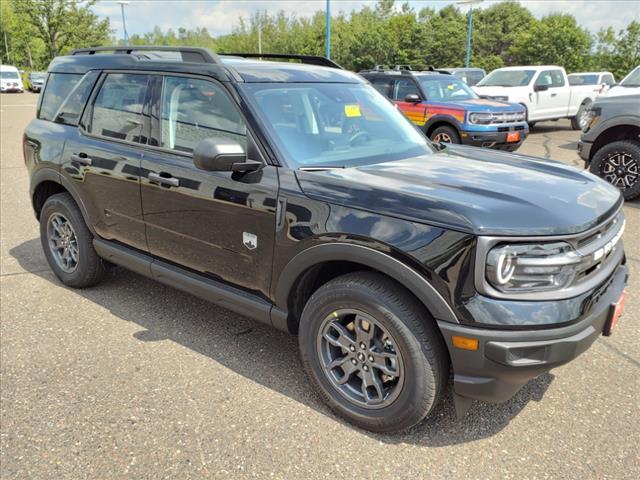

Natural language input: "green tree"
[12,0,111,64]
[593,21,640,79]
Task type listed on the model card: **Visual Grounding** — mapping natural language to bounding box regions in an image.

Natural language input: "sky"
[92,0,640,39]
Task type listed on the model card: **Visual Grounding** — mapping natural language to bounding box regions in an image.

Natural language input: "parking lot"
[1,91,638,479]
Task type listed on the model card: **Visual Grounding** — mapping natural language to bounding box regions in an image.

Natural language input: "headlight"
[486,242,580,293]
[468,112,493,124]
[583,106,601,132]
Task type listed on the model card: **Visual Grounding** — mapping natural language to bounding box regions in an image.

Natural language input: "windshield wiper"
[299,166,346,172]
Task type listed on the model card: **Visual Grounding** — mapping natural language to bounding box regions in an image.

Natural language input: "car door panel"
[140,74,278,298]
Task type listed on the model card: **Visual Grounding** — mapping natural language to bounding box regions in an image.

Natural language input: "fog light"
[452,335,479,351]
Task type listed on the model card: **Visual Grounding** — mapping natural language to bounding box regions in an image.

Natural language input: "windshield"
[621,67,640,87]
[477,70,535,87]
[568,74,598,85]
[241,82,431,169]
[418,76,477,100]
[30,73,45,80]
[1,71,19,79]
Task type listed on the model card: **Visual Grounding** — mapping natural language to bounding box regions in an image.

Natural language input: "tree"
[593,21,640,79]
[12,0,111,64]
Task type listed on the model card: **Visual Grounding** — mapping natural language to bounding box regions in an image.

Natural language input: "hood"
[296,145,622,236]
[605,86,640,97]
[430,98,523,112]
[473,85,529,97]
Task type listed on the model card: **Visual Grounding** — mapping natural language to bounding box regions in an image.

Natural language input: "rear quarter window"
[38,73,83,121]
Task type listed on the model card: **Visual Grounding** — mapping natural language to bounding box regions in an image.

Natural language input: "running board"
[93,238,274,327]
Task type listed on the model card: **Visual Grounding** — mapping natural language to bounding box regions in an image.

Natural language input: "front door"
[140,74,279,298]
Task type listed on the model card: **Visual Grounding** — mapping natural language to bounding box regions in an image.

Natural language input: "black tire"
[429,125,460,144]
[590,140,640,200]
[571,100,591,130]
[40,192,106,288]
[527,121,536,129]
[299,272,448,433]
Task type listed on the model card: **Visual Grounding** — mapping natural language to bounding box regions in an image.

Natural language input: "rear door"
[62,72,152,252]
[139,74,279,298]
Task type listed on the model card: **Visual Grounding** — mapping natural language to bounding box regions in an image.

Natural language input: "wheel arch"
[274,243,459,334]
[31,169,96,236]
[425,118,461,139]
[590,124,640,161]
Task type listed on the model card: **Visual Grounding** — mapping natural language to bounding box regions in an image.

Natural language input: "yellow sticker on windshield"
[447,84,454,90]
[344,104,362,117]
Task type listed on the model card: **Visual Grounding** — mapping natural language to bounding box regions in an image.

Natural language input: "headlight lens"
[486,242,580,293]
[468,112,493,124]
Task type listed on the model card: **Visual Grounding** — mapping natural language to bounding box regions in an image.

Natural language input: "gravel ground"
[1,92,639,479]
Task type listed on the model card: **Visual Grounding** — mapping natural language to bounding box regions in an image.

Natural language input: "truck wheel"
[429,126,460,144]
[298,272,448,433]
[571,100,591,130]
[590,140,640,200]
[40,193,106,288]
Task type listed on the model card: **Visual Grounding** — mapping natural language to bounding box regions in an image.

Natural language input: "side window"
[393,79,420,101]
[603,74,615,85]
[38,73,82,121]
[371,78,393,98]
[89,73,150,144]
[535,70,553,87]
[550,70,565,87]
[55,71,99,126]
[160,76,246,154]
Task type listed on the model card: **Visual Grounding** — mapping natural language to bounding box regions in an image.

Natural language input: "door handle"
[550,93,557,97]
[148,172,180,187]
[70,153,92,166]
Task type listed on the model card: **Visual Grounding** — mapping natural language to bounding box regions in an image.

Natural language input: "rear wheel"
[429,125,460,145]
[590,140,640,200]
[299,272,448,433]
[40,193,106,287]
[571,100,591,130]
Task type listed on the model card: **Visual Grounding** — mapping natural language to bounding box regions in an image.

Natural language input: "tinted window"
[1,71,19,79]
[55,71,99,126]
[371,78,393,98]
[90,73,150,143]
[536,70,565,88]
[39,73,82,121]
[160,76,246,154]
[393,79,420,100]
[467,71,485,85]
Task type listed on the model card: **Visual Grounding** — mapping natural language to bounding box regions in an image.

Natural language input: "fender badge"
[243,232,257,250]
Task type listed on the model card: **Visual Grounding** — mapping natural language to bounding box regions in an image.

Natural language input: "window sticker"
[344,104,362,117]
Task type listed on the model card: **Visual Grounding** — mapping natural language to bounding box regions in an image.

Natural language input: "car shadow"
[9,238,554,446]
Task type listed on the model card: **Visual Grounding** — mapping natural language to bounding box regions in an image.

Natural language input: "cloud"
[92,0,640,39]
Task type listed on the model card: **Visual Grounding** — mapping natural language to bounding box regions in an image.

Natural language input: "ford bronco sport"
[25,47,628,433]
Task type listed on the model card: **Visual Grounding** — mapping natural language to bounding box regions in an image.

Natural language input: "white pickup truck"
[472,66,600,130]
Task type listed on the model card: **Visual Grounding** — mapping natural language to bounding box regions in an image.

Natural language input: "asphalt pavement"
[1,92,639,479]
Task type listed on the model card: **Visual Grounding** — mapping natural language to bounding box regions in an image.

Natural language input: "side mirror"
[193,137,261,172]
[404,93,422,103]
[534,84,549,92]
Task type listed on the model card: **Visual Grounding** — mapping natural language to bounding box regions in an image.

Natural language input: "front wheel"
[590,140,640,200]
[429,125,460,145]
[299,272,448,433]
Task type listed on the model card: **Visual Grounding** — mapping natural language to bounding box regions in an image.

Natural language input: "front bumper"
[0,85,23,92]
[577,139,593,163]
[438,264,628,404]
[460,127,528,150]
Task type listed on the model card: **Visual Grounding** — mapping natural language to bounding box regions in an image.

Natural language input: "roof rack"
[71,46,220,64]
[361,64,451,75]
[220,53,343,69]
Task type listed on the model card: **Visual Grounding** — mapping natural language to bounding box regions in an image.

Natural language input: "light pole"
[325,0,331,59]
[457,0,482,68]
[117,1,129,46]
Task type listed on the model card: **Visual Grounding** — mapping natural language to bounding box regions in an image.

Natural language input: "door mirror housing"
[404,93,422,103]
[193,137,261,172]
[533,84,549,92]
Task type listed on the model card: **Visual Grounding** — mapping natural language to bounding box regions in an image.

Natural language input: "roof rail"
[220,53,342,69]
[70,46,220,64]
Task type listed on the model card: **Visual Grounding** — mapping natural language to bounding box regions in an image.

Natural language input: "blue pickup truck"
[361,66,529,151]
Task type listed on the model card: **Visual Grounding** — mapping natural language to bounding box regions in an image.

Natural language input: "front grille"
[489,112,525,124]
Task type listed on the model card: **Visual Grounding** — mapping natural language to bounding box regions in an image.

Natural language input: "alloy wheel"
[601,152,639,190]
[316,309,404,409]
[46,213,79,273]
[433,132,452,143]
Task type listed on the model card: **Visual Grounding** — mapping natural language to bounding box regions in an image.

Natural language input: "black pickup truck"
[24,47,628,433]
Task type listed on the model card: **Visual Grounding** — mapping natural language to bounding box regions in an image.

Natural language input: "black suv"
[25,47,628,433]
[578,94,640,200]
